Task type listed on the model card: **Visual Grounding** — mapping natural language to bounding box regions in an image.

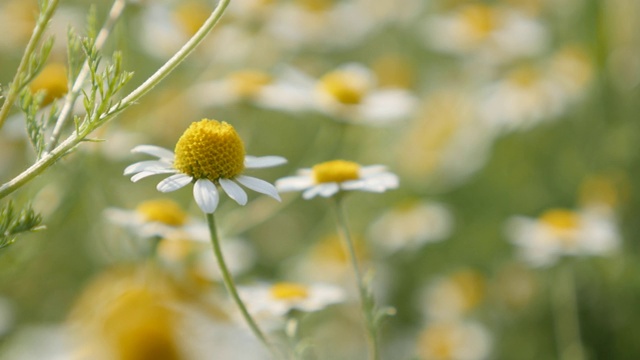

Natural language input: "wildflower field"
[0,0,639,359]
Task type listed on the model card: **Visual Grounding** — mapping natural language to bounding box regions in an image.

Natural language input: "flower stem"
[0,0,59,131]
[552,263,586,360]
[205,213,279,358]
[333,196,380,360]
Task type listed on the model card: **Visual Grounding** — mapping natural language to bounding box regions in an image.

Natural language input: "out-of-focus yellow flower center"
[461,4,497,40]
[418,323,456,359]
[540,209,579,231]
[157,238,198,262]
[318,70,369,105]
[29,63,68,106]
[508,65,540,87]
[579,175,620,208]
[136,199,188,226]
[313,234,367,264]
[174,119,246,182]
[372,54,415,89]
[270,282,309,300]
[451,270,485,311]
[312,160,360,184]
[228,70,273,98]
[104,289,180,360]
[297,0,334,12]
[173,1,210,36]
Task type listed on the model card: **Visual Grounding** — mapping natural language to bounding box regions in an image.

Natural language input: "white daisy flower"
[416,320,492,360]
[369,201,454,254]
[276,159,399,199]
[238,282,346,319]
[505,207,621,267]
[419,270,486,322]
[125,119,286,214]
[104,198,209,241]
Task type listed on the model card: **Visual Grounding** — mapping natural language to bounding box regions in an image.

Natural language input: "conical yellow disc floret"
[136,199,187,226]
[312,160,360,183]
[174,119,246,182]
[540,209,579,231]
[270,282,309,300]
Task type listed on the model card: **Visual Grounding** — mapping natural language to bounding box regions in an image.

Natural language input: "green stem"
[46,0,127,152]
[552,263,586,360]
[0,0,60,130]
[0,0,230,199]
[333,196,380,360]
[205,213,279,358]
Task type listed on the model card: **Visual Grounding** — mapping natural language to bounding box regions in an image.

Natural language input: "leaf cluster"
[0,201,44,250]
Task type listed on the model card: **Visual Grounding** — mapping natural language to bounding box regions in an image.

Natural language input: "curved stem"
[0,0,60,130]
[46,0,127,152]
[333,196,380,360]
[205,213,279,358]
[0,0,230,199]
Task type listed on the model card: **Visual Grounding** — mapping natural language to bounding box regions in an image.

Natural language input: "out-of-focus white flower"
[423,3,548,65]
[416,320,492,360]
[125,119,286,214]
[276,160,399,199]
[105,198,209,241]
[396,89,495,190]
[369,201,454,254]
[420,270,486,321]
[189,69,314,112]
[505,207,621,267]
[354,0,425,25]
[266,0,374,50]
[238,282,345,320]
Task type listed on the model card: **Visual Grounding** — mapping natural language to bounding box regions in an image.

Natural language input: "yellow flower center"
[451,270,485,311]
[136,199,188,226]
[173,1,211,36]
[372,54,415,89]
[297,0,334,12]
[539,209,579,231]
[29,63,68,106]
[318,70,369,105]
[312,160,360,184]
[270,282,309,300]
[228,70,273,98]
[461,4,497,40]
[173,119,246,182]
[418,323,456,359]
[508,65,540,87]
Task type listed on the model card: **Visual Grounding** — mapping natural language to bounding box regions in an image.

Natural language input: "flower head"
[125,119,286,214]
[276,159,399,199]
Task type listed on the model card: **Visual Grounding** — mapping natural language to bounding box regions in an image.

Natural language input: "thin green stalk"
[552,264,586,360]
[333,196,380,360]
[46,0,127,152]
[0,0,230,199]
[205,213,279,358]
[0,0,60,130]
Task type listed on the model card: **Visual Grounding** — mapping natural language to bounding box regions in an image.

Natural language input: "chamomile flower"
[420,270,486,321]
[416,320,492,360]
[125,119,286,214]
[105,198,209,241]
[505,207,621,267]
[238,282,346,320]
[276,159,399,199]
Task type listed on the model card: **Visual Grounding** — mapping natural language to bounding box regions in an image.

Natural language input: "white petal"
[193,179,219,214]
[124,160,172,175]
[244,155,287,168]
[157,174,193,192]
[275,175,314,192]
[302,184,336,200]
[236,175,281,201]
[219,178,248,205]
[130,169,177,182]
[359,165,388,176]
[131,145,175,161]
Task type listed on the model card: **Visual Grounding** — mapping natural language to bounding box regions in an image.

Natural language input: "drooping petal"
[131,145,175,162]
[157,174,193,192]
[275,175,315,193]
[193,179,219,214]
[130,169,178,183]
[244,155,288,169]
[356,173,399,192]
[302,184,334,200]
[124,160,172,176]
[358,165,388,176]
[236,175,281,201]
[318,183,340,197]
[219,178,248,205]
